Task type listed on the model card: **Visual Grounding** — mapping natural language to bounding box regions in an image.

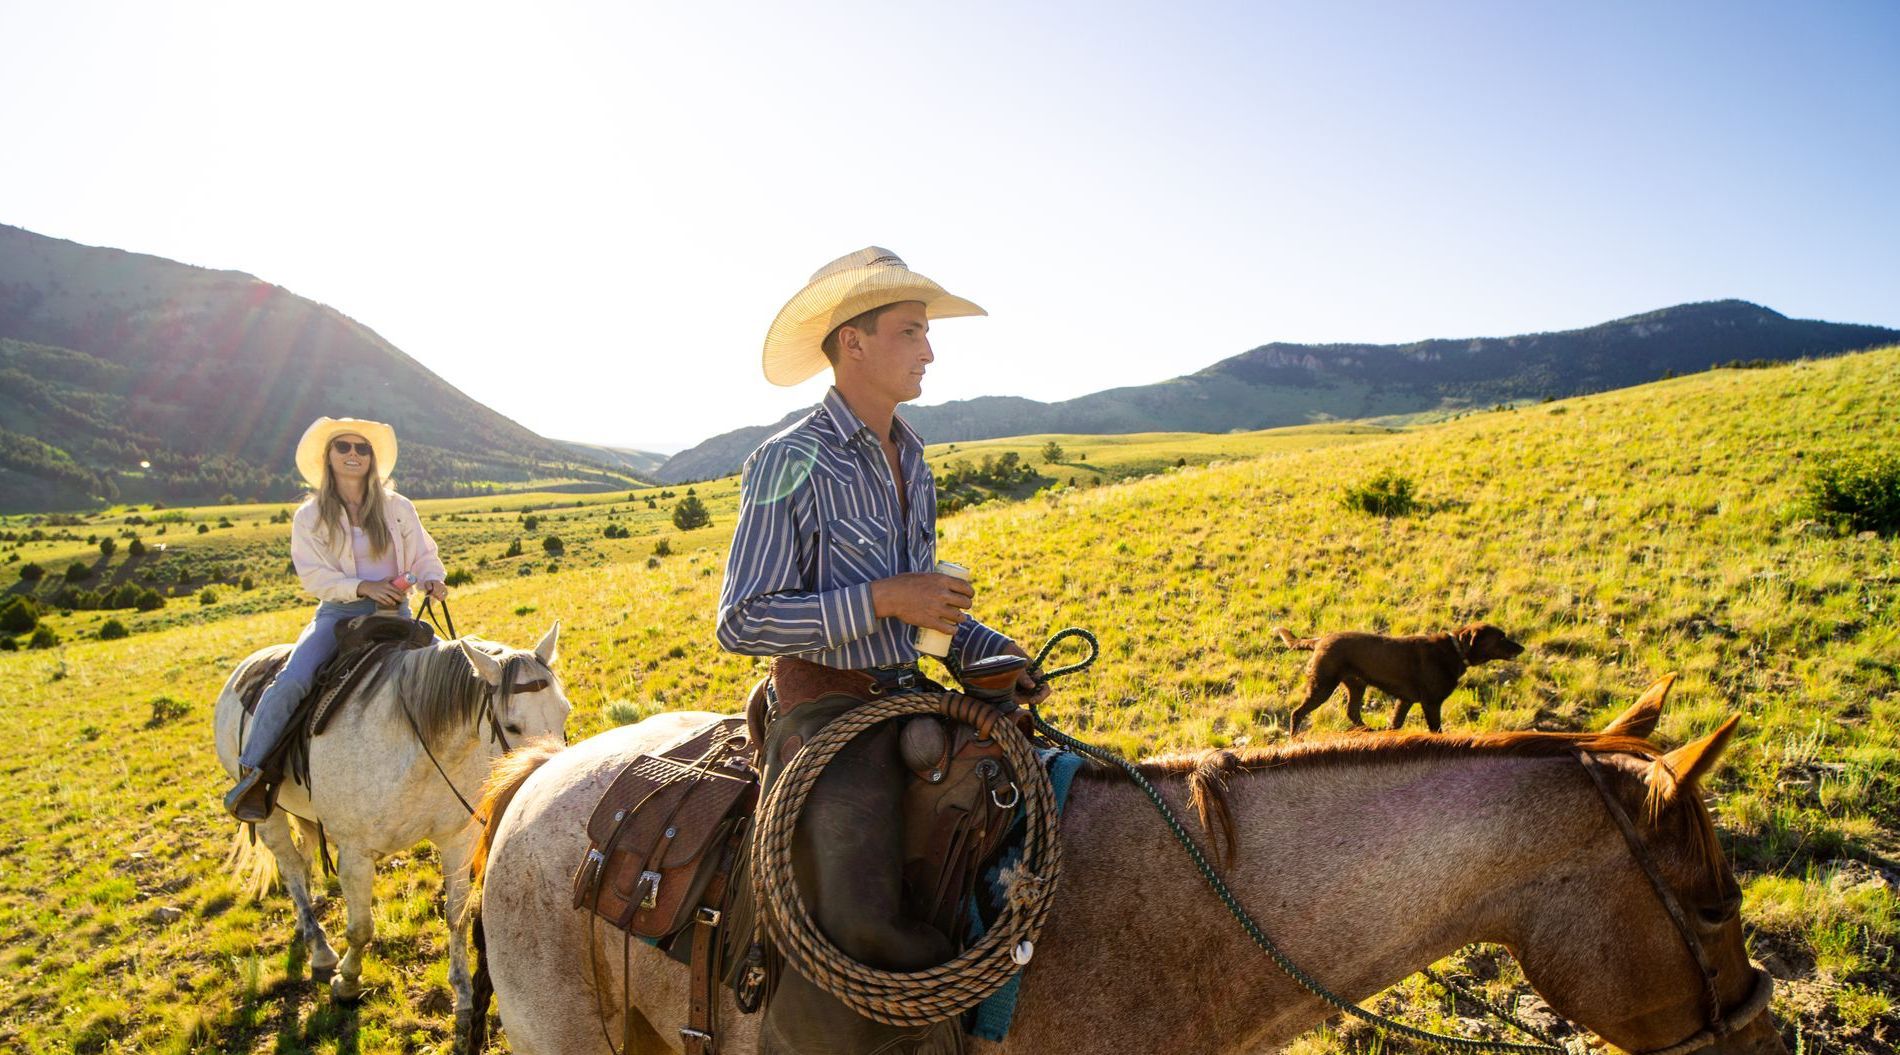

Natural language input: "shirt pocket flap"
[826,516,889,555]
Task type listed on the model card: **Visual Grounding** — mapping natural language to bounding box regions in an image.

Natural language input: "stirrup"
[224,768,275,823]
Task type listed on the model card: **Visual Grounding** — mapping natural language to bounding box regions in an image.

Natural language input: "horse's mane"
[1081,729,1716,870]
[385,637,550,745]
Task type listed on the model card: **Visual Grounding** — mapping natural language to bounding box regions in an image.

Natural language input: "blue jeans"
[239,598,414,769]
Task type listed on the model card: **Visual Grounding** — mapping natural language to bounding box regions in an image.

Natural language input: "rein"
[1025,628,1770,1055]
[398,597,537,816]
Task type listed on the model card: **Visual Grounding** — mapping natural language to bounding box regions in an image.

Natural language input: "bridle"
[1572,749,1774,1055]
[400,650,553,816]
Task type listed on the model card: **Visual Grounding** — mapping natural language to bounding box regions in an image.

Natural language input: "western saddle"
[570,652,1034,1055]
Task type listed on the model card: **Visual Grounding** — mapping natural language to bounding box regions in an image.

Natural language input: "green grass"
[1,350,1897,1051]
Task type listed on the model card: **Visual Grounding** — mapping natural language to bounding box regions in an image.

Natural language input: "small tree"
[652,538,673,557]
[0,596,38,634]
[99,537,117,558]
[197,523,210,535]
[1040,441,1064,463]
[505,538,524,558]
[98,619,129,641]
[543,535,566,557]
[128,538,146,558]
[523,514,540,532]
[28,626,59,650]
[66,561,93,581]
[672,495,711,531]
[19,562,43,582]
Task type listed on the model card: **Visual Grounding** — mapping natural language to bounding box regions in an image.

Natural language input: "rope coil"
[751,691,1064,1026]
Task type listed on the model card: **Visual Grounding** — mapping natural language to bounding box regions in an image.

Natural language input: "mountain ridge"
[0,223,648,511]
[653,299,1899,482]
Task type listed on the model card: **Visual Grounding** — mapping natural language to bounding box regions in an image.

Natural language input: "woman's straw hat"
[762,247,986,386]
[294,416,399,489]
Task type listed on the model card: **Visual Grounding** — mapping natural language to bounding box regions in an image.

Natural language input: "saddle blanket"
[966,747,1086,1042]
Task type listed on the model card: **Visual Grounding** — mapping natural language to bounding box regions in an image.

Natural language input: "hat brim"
[762,268,986,387]
[295,417,399,490]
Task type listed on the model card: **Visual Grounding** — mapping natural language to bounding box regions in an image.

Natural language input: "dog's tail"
[1273,626,1317,651]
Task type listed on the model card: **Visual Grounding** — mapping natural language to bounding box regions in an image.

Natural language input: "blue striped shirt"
[717,387,1011,671]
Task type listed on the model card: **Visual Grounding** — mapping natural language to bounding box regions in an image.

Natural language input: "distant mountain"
[0,224,642,511]
[554,440,668,478]
[655,300,1900,482]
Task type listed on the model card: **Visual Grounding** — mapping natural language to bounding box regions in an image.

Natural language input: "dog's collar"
[1450,633,1472,665]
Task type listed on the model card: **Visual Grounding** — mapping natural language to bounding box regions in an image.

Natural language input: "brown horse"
[465,677,1784,1054]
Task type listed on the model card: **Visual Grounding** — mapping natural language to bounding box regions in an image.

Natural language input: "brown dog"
[1275,623,1524,733]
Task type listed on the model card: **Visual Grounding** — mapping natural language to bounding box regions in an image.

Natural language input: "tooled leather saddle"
[568,653,1036,1055]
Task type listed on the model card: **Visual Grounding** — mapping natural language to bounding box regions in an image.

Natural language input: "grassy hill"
[654,299,1900,482]
[0,225,644,511]
[0,351,1896,1052]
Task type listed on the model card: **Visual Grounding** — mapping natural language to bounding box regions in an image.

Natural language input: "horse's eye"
[506,724,523,736]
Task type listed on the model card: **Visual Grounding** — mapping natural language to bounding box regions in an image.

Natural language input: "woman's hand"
[356,578,406,607]
[423,580,449,602]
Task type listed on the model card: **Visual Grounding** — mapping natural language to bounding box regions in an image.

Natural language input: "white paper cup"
[913,560,971,657]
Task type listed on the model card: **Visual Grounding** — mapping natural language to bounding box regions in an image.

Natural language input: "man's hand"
[870,572,974,634]
[1002,640,1052,708]
[423,580,449,602]
[356,578,405,607]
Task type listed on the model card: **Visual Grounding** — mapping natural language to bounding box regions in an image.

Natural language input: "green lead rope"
[1025,628,1572,1055]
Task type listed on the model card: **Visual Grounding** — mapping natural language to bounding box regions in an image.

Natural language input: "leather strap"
[684,906,720,1054]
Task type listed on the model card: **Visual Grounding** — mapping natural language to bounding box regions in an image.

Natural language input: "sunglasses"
[331,439,375,457]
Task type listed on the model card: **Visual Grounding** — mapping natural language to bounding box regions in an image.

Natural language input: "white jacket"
[289,491,448,604]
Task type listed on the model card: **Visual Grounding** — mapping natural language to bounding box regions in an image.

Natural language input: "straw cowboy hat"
[761,247,986,386]
[294,416,399,489]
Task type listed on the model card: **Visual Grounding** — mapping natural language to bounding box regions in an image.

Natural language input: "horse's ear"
[1603,673,1674,739]
[460,639,505,686]
[1657,714,1742,794]
[534,621,561,667]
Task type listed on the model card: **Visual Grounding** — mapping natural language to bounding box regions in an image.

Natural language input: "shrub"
[98,619,129,640]
[28,626,59,649]
[647,497,658,509]
[19,562,43,581]
[504,538,523,558]
[1341,471,1418,517]
[523,515,540,532]
[1802,451,1900,536]
[652,538,673,557]
[128,538,145,557]
[196,523,209,534]
[0,637,14,651]
[1041,441,1064,463]
[672,495,711,531]
[98,537,116,558]
[66,561,94,581]
[107,584,144,609]
[445,569,474,587]
[199,588,219,605]
[240,574,255,590]
[543,535,565,556]
[0,596,39,634]
[146,696,191,727]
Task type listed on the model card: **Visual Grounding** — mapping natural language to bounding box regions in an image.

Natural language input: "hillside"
[1,349,1896,1051]
[655,299,1900,482]
[0,225,641,511]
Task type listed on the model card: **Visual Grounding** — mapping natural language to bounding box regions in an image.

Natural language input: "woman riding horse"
[224,415,451,822]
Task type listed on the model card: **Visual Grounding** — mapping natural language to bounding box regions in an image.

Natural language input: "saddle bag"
[573,717,759,939]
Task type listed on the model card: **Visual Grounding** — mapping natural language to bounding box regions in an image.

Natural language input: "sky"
[4,1,1897,453]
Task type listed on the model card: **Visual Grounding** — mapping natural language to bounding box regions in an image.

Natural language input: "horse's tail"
[227,823,279,900]
[1273,626,1317,651]
[464,736,565,1055]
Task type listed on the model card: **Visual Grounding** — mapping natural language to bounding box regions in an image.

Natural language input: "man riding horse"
[717,247,1049,1052]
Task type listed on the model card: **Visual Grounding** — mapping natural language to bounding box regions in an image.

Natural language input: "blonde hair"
[313,455,393,557]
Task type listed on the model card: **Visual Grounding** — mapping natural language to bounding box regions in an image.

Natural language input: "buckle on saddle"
[638,870,662,910]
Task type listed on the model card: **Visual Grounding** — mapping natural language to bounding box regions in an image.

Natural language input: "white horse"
[213,623,571,1035]
[466,680,1784,1055]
